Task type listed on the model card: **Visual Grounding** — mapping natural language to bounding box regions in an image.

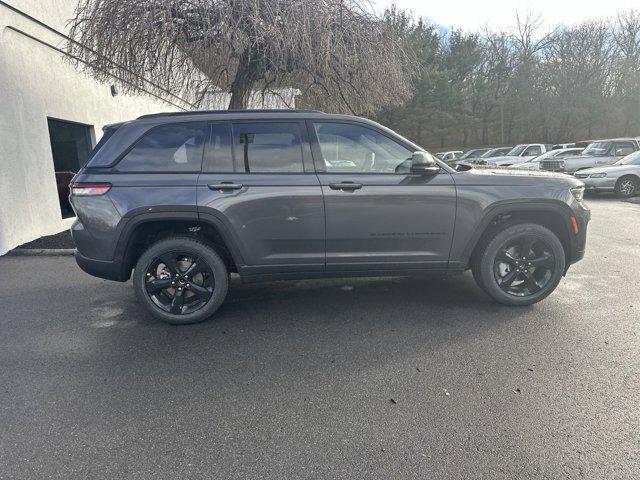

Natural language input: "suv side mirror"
[411,152,440,175]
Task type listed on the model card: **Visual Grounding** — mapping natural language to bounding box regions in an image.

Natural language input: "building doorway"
[47,118,94,218]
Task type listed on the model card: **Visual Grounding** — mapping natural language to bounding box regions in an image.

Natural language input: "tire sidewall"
[479,223,566,306]
[133,237,229,324]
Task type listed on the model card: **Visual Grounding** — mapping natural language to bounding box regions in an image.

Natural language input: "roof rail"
[137,109,325,120]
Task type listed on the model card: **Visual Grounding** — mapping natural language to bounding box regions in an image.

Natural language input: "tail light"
[70,182,112,196]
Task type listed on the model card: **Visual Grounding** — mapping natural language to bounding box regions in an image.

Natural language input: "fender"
[457,199,579,269]
[113,208,199,279]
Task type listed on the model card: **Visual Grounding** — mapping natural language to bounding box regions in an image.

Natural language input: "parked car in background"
[574,150,640,197]
[435,150,463,163]
[486,144,553,167]
[508,148,584,171]
[55,171,75,214]
[460,148,491,160]
[482,147,512,158]
[540,138,640,174]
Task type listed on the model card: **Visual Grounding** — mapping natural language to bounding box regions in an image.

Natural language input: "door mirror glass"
[411,152,440,175]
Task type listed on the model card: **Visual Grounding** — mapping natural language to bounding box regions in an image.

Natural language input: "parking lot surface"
[1,198,639,479]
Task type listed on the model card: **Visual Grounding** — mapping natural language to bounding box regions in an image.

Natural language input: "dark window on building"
[232,122,304,173]
[116,123,207,172]
[47,118,94,218]
[203,123,234,173]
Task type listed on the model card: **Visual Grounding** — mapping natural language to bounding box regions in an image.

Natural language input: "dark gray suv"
[70,110,589,324]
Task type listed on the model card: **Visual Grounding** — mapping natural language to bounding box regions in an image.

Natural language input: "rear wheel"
[133,237,229,324]
[473,223,565,306]
[614,176,639,198]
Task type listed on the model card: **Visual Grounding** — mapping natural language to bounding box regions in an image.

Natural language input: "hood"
[576,164,639,175]
[563,154,610,163]
[487,155,531,166]
[487,155,519,162]
[455,166,583,188]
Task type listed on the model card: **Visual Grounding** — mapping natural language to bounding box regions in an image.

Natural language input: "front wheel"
[133,237,229,324]
[473,223,565,306]
[615,176,639,198]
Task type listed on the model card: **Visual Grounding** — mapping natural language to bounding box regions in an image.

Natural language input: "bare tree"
[68,0,416,113]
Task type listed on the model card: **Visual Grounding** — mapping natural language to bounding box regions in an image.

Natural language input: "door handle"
[208,183,243,191]
[329,182,362,191]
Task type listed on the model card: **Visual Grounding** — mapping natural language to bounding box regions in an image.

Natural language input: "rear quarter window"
[115,123,207,172]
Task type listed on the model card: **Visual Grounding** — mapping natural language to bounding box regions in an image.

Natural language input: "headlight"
[571,186,585,203]
[589,172,607,178]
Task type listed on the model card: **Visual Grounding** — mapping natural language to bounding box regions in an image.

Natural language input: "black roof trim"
[137,109,325,120]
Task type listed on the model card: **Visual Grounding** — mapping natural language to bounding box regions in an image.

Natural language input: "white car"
[435,150,463,163]
[508,148,584,171]
[486,144,551,167]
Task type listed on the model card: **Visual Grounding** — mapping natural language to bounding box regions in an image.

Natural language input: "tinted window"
[233,123,303,173]
[313,122,413,173]
[117,123,207,172]
[204,123,234,173]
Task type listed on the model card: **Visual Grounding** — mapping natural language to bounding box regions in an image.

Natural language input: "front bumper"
[568,203,590,267]
[579,176,617,191]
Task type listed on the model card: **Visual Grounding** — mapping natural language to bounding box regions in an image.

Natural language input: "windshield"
[482,148,507,158]
[615,151,640,165]
[506,145,526,156]
[582,141,611,156]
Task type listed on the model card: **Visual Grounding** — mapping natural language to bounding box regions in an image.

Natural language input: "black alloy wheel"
[473,222,566,306]
[493,235,555,297]
[145,253,214,315]
[133,237,229,324]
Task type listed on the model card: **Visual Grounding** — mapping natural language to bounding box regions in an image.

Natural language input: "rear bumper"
[75,251,129,282]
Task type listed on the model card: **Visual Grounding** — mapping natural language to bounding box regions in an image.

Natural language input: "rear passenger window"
[116,123,206,172]
[233,123,304,173]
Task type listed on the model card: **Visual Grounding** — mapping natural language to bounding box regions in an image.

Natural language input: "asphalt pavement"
[1,197,639,479]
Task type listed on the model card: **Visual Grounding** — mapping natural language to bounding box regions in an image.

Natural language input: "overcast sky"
[375,0,638,31]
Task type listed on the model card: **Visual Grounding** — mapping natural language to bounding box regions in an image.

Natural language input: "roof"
[137,109,325,120]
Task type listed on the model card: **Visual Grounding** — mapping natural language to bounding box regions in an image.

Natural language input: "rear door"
[309,121,456,271]
[197,120,325,276]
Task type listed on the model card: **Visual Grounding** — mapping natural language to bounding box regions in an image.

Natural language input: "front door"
[309,121,456,271]
[197,121,325,276]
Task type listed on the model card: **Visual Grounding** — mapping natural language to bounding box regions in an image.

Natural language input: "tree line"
[371,9,640,149]
[68,1,640,149]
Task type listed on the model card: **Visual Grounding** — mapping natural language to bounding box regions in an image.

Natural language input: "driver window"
[313,122,413,173]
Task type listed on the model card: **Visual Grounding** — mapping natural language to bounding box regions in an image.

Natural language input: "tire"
[614,176,639,198]
[133,236,229,324]
[472,223,565,306]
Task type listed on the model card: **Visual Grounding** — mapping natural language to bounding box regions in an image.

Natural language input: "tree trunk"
[228,51,255,110]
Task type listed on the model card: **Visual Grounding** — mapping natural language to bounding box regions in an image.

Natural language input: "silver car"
[508,148,584,171]
[574,151,640,198]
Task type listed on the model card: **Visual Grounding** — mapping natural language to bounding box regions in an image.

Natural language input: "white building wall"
[0,0,188,255]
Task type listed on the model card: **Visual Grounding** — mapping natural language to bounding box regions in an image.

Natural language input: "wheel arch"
[462,200,576,270]
[114,212,245,280]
